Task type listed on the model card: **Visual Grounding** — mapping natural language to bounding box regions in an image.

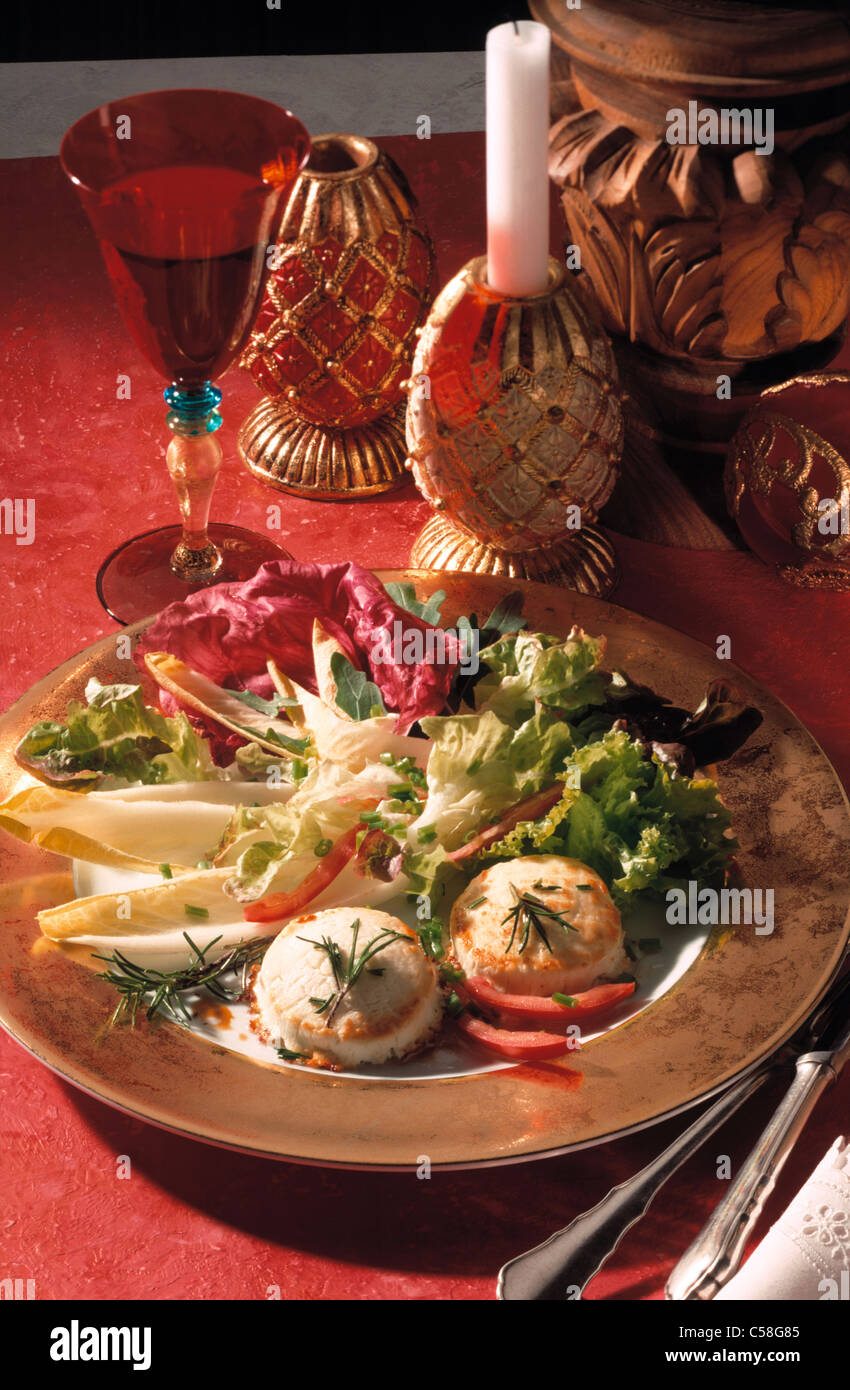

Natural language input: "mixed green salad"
[0,560,762,1046]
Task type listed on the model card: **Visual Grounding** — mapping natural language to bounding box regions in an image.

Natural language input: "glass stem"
[164,383,225,583]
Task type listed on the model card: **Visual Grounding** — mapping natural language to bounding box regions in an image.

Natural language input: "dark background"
[5,1,513,63]
[8,0,847,65]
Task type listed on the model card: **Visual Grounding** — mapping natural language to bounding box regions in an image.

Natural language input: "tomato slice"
[455,1012,570,1060]
[446,781,565,863]
[464,976,636,1026]
[242,825,360,923]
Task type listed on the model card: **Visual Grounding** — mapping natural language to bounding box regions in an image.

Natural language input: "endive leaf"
[43,857,406,975]
[0,786,232,873]
[269,663,424,772]
[0,780,294,875]
[144,653,311,758]
[38,867,237,940]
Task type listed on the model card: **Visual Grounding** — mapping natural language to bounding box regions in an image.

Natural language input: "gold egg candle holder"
[239,133,435,499]
[406,255,624,595]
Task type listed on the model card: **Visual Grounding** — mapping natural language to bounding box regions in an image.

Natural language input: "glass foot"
[96,524,293,625]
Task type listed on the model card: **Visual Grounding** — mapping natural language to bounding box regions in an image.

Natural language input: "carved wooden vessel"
[532,0,850,452]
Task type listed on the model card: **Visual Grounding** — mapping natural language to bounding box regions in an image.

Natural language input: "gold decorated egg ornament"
[405,256,623,594]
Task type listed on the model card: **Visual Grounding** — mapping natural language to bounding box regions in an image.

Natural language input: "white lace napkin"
[716,1136,850,1300]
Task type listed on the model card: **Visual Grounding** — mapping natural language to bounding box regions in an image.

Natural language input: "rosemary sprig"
[92,931,273,1029]
[299,917,409,1024]
[502,885,578,956]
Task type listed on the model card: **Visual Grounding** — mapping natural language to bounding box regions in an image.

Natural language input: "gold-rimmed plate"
[0,571,848,1169]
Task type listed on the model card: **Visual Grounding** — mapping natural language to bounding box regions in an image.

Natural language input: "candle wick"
[511,18,520,34]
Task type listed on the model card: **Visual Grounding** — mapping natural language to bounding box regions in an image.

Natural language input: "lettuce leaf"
[598,671,763,767]
[474,628,607,725]
[233,742,299,782]
[474,726,735,909]
[281,678,426,773]
[474,633,763,772]
[220,759,409,901]
[414,708,575,852]
[444,591,528,711]
[15,680,219,790]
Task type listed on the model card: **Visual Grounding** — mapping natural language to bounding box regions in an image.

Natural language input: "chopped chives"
[184,904,210,920]
[314,838,332,857]
[552,992,578,1008]
[417,825,437,844]
[159,863,172,879]
[466,895,487,909]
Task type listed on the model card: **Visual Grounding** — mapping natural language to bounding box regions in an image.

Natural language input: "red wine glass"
[60,89,310,623]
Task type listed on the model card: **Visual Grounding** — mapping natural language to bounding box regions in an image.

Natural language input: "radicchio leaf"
[135,559,458,736]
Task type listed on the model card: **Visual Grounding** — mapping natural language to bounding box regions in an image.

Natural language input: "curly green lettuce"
[413,707,575,852]
[474,727,735,909]
[473,628,607,725]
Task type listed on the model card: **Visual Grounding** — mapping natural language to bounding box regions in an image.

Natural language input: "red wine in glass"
[60,91,310,623]
[99,164,274,385]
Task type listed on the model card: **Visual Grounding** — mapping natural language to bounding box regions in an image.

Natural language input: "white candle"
[486,19,551,297]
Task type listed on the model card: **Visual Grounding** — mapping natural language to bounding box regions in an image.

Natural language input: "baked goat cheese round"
[254,907,442,1068]
[450,855,626,996]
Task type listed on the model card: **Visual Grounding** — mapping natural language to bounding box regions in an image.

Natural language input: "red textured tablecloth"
[2,132,850,1302]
